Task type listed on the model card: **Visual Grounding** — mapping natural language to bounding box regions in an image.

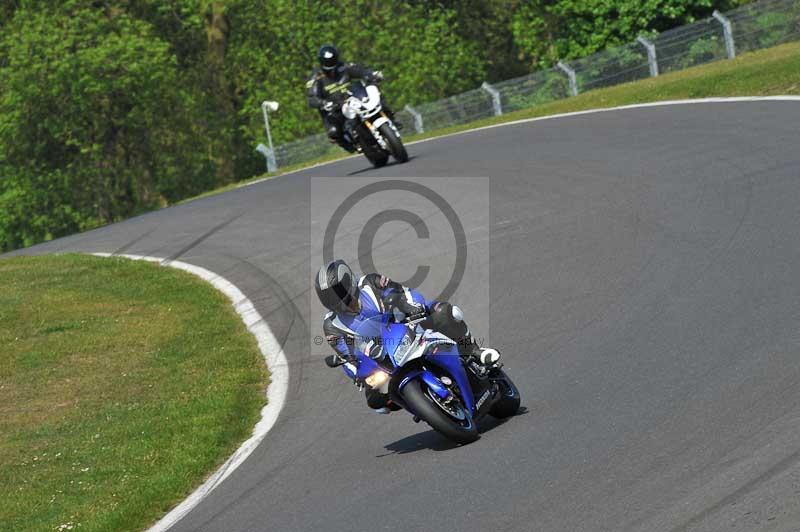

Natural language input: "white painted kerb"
[92,96,800,527]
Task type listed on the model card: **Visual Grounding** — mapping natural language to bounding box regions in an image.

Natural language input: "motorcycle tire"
[378,123,408,163]
[401,379,479,445]
[364,149,389,168]
[489,369,521,418]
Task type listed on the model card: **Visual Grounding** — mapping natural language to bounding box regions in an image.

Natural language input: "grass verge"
[0,254,268,532]
[187,39,800,202]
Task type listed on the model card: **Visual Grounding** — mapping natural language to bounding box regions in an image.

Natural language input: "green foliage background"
[0,0,750,251]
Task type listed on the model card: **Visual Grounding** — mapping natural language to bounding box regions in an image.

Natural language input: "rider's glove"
[386,292,426,323]
[322,100,335,112]
[324,353,347,368]
[400,297,424,318]
[371,70,384,83]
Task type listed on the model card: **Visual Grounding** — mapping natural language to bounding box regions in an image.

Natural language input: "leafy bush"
[0,0,771,251]
[511,0,746,69]
[0,5,213,251]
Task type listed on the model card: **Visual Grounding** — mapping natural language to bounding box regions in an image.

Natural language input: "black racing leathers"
[306,62,378,148]
[306,63,378,111]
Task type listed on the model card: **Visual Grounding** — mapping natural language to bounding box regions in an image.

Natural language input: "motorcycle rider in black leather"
[305,44,398,153]
[315,259,500,413]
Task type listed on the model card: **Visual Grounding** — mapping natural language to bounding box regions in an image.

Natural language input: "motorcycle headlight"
[365,370,389,388]
[342,99,357,119]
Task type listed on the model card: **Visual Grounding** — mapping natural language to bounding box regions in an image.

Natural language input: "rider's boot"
[459,335,500,367]
[478,347,501,366]
[343,131,361,153]
[428,301,498,367]
[366,388,400,414]
[335,137,356,153]
[327,126,356,153]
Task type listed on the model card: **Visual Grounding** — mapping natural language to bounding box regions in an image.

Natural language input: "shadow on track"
[377,406,529,457]
[377,429,460,456]
[346,155,418,176]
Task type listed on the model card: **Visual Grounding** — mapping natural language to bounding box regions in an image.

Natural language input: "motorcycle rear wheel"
[401,380,479,444]
[489,369,521,418]
[378,123,408,163]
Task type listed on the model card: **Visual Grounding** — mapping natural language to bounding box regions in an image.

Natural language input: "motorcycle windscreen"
[354,317,418,367]
[348,82,368,101]
[385,323,430,367]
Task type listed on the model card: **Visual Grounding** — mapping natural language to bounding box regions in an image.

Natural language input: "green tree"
[0,4,211,251]
[221,0,485,155]
[436,0,529,82]
[0,0,764,252]
[511,0,748,68]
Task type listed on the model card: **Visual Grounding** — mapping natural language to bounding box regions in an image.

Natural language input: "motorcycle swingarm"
[471,381,501,421]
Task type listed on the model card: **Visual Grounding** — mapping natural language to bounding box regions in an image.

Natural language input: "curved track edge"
[240,96,800,189]
[82,96,800,530]
[90,253,289,532]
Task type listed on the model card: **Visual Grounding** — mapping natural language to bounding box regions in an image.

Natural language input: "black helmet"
[318,44,339,72]
[315,260,358,314]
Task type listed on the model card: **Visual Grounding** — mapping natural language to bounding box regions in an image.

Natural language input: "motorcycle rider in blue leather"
[315,259,500,413]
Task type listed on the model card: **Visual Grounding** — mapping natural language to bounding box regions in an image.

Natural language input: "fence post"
[556,61,579,97]
[636,36,659,77]
[480,81,503,116]
[255,143,276,172]
[712,10,736,59]
[404,104,424,134]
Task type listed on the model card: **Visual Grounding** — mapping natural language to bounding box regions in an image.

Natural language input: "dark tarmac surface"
[9,100,800,532]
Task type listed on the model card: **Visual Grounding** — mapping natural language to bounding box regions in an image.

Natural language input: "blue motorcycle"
[327,312,521,445]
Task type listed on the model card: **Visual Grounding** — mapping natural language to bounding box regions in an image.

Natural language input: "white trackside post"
[557,61,579,97]
[255,144,272,170]
[404,104,424,134]
[637,36,659,77]
[481,82,503,116]
[712,10,736,60]
[261,100,279,172]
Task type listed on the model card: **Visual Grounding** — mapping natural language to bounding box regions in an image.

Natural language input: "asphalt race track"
[8,100,800,531]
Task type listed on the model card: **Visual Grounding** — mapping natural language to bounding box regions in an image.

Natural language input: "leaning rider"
[305,44,397,153]
[315,259,500,413]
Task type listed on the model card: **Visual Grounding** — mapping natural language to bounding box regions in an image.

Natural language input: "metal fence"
[260,0,800,169]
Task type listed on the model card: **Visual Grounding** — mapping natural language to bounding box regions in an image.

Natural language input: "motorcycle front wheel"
[364,148,389,168]
[378,123,408,163]
[401,380,479,444]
